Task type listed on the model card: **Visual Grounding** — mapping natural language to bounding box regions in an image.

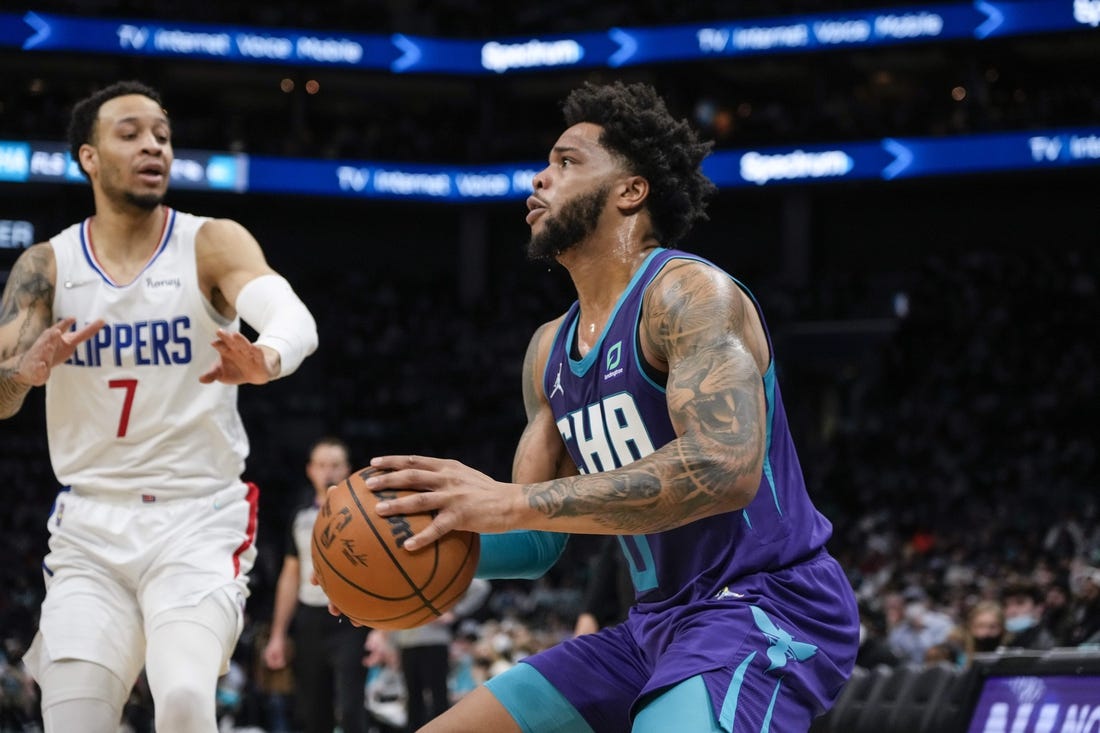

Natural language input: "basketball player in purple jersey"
[354,81,859,732]
[0,81,317,732]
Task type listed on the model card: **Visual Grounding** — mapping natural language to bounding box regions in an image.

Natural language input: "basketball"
[310,466,480,630]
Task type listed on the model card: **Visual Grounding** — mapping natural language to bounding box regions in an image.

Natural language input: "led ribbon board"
[2,128,1098,199]
[1,1,1097,74]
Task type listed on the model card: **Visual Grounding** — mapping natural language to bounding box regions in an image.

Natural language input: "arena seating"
[813,663,976,733]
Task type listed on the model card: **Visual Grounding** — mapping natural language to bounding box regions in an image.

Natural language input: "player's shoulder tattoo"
[0,243,55,329]
[642,258,745,361]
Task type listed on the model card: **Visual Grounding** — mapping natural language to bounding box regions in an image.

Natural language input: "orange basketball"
[311,466,480,630]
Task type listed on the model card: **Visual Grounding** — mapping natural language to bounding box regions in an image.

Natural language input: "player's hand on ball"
[323,600,366,626]
[330,602,368,627]
[313,579,360,625]
[312,469,479,629]
[310,572,349,620]
[366,455,518,550]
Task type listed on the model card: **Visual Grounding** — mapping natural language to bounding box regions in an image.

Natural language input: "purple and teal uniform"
[481,248,858,732]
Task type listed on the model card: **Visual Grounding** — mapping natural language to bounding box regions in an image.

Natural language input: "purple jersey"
[492,247,858,732]
[543,248,834,609]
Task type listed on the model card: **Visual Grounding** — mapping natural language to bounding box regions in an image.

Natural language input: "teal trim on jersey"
[743,510,753,529]
[631,249,682,394]
[634,338,666,394]
[476,530,568,580]
[567,247,666,378]
[634,674,724,733]
[485,662,595,733]
[617,534,659,593]
[719,652,757,730]
[761,679,783,732]
[761,363,781,516]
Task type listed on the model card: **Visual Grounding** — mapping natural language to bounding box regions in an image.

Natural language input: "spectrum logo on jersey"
[603,341,624,381]
[64,317,192,367]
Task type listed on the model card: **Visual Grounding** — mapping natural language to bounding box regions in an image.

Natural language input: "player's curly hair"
[562,81,716,247]
[68,80,165,178]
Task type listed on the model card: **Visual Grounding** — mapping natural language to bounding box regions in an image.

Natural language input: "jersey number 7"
[108,378,138,437]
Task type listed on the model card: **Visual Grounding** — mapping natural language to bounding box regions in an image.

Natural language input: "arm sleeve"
[234,274,318,377]
[475,530,569,580]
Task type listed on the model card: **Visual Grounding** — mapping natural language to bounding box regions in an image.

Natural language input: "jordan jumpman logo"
[549,362,564,398]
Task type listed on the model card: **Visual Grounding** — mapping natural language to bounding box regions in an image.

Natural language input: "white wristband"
[235,274,318,377]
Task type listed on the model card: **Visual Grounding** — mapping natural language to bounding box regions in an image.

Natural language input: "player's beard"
[124,191,164,210]
[527,184,609,262]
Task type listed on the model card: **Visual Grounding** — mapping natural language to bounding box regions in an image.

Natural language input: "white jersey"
[47,208,249,499]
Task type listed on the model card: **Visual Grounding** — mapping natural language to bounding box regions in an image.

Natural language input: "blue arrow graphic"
[390,33,421,72]
[974,0,1004,38]
[22,11,51,49]
[608,28,637,67]
[882,138,914,179]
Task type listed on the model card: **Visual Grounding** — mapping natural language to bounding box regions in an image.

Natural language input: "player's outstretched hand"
[365,454,517,551]
[199,328,279,385]
[12,317,104,386]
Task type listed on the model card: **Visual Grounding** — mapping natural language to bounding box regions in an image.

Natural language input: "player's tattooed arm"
[513,318,577,484]
[0,244,56,417]
[522,261,766,533]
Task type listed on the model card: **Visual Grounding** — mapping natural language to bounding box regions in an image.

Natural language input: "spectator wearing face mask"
[1001,580,1058,651]
[965,601,1006,661]
[887,591,955,665]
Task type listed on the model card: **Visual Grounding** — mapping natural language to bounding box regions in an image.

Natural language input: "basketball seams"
[311,479,425,601]
[361,534,480,629]
[422,533,480,610]
[345,479,445,616]
[312,471,481,629]
[311,520,413,602]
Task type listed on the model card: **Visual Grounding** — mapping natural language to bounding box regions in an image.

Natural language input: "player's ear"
[78,144,98,178]
[616,175,648,212]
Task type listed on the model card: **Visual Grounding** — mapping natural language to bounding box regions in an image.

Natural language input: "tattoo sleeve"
[521,263,767,534]
[0,244,55,416]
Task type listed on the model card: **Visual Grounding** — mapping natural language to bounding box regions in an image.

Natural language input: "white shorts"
[25,481,258,686]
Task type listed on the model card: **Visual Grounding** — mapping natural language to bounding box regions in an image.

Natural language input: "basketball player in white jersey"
[0,80,318,732]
